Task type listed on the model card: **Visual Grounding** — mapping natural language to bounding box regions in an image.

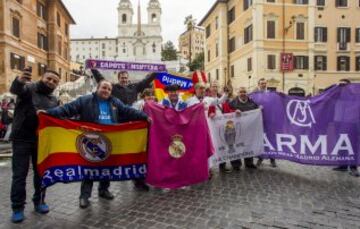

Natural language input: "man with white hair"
[187,81,228,113]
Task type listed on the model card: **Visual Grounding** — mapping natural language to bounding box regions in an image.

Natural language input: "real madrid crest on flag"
[76,132,112,163]
[169,134,186,159]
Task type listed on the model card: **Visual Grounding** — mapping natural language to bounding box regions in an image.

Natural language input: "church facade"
[70,0,162,64]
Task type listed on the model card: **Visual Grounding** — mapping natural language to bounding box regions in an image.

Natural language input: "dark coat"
[46,93,148,124]
[91,69,156,105]
[10,78,59,142]
[229,97,259,112]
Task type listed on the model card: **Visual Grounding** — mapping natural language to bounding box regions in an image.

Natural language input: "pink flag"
[144,102,214,189]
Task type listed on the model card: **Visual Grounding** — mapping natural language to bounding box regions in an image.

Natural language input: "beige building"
[199,0,360,95]
[178,26,205,62]
[0,0,75,93]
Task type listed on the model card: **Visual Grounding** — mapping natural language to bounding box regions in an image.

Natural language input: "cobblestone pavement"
[0,158,360,229]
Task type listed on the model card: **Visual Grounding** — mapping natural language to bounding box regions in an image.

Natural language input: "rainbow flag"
[37,114,148,188]
[153,72,193,102]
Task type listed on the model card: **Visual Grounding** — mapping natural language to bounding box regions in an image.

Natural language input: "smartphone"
[24,66,32,73]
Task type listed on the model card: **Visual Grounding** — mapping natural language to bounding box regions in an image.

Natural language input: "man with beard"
[229,87,259,169]
[46,80,149,208]
[9,68,60,223]
[91,69,156,106]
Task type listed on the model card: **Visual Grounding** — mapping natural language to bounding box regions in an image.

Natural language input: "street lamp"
[248,75,251,90]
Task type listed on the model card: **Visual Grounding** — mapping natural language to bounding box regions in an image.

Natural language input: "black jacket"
[91,69,156,105]
[10,78,59,142]
[229,97,259,112]
[46,93,148,124]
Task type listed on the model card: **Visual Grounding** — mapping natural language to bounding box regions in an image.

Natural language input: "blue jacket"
[47,93,148,124]
[162,99,187,111]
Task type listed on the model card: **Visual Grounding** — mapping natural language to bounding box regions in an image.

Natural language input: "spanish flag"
[153,72,193,102]
[37,114,148,188]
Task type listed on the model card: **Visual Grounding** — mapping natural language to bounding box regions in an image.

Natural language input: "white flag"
[208,109,264,166]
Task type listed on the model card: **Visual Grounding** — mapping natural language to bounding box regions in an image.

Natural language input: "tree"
[184,15,196,31]
[161,41,178,61]
[187,52,204,71]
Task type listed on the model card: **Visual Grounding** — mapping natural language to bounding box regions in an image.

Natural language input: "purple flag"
[251,84,360,166]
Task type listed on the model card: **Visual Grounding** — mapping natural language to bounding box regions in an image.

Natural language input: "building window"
[296,22,305,40]
[37,33,48,50]
[356,56,360,71]
[208,72,211,82]
[152,43,156,53]
[228,37,235,53]
[215,17,219,29]
[216,69,219,80]
[227,7,235,24]
[122,43,126,53]
[151,14,157,23]
[337,27,351,50]
[293,0,308,4]
[247,58,252,72]
[244,0,253,10]
[122,14,127,24]
[65,24,69,35]
[335,0,347,7]
[267,55,276,69]
[337,56,350,71]
[267,21,275,39]
[216,43,219,57]
[314,27,327,42]
[314,56,327,70]
[37,1,47,20]
[10,53,25,70]
[294,56,309,69]
[102,43,106,49]
[57,36,62,56]
[231,65,235,78]
[267,0,275,2]
[57,12,61,27]
[206,25,211,38]
[12,17,20,38]
[244,24,253,44]
[207,50,211,62]
[356,28,360,43]
[317,0,325,6]
[38,63,47,76]
[64,43,68,60]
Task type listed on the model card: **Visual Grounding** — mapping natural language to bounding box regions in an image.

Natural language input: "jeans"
[11,141,45,211]
[80,180,110,199]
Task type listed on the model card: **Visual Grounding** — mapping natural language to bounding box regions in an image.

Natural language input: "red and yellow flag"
[37,114,148,188]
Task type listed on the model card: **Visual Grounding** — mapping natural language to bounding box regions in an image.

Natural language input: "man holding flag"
[45,80,149,209]
[91,68,155,191]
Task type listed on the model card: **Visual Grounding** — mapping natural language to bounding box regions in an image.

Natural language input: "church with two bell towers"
[71,0,163,64]
[117,0,162,61]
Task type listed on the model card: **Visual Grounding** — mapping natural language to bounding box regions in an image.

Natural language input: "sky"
[62,0,215,48]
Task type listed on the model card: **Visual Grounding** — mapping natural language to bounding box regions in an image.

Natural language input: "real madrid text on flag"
[208,109,264,167]
[144,102,214,189]
[37,114,148,188]
[153,72,193,101]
